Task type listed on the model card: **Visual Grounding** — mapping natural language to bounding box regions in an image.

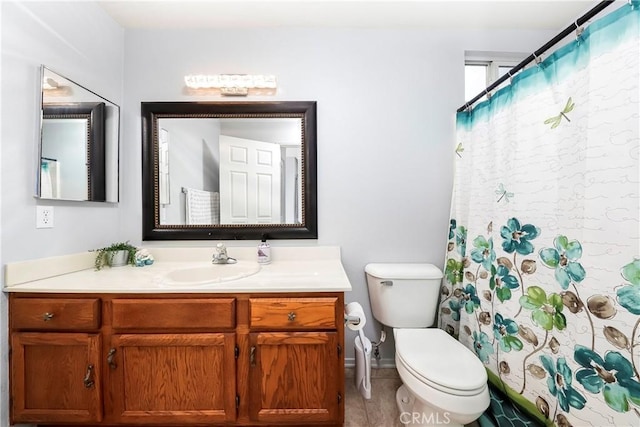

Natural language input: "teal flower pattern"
[471,236,496,271]
[493,314,523,352]
[462,284,481,313]
[473,330,494,363]
[539,235,586,290]
[519,286,567,331]
[448,298,462,322]
[456,226,468,257]
[449,219,457,240]
[616,259,640,315]
[490,264,520,302]
[438,213,639,426]
[500,218,540,255]
[574,345,640,413]
[540,355,587,412]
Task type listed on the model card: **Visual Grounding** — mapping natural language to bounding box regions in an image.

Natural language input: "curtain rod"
[457,0,616,113]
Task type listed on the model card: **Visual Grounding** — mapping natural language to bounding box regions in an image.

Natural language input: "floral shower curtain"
[439,3,640,426]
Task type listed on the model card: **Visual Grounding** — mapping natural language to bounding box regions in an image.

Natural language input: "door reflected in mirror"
[38,66,120,202]
[141,101,317,240]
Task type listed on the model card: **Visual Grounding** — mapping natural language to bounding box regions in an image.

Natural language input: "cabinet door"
[109,333,236,424]
[10,332,102,424]
[249,332,341,424]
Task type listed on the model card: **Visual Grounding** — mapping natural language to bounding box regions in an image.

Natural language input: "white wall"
[1,1,125,261]
[0,2,124,426]
[121,27,556,365]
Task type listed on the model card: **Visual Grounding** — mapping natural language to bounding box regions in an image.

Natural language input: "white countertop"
[3,246,352,294]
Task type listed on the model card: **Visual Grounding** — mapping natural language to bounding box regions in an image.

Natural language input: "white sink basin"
[163,262,261,286]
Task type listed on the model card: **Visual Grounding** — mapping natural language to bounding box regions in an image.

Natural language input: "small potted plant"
[92,241,138,270]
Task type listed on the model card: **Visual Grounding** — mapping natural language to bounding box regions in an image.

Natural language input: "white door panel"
[220,135,281,224]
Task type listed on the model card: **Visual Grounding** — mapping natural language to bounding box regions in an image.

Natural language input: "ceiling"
[97,0,600,30]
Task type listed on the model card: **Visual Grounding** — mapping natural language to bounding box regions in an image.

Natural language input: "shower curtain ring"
[533,53,542,67]
[485,88,492,100]
[507,70,513,84]
[575,21,585,39]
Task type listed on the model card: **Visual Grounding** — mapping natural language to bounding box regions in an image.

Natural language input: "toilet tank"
[365,263,443,328]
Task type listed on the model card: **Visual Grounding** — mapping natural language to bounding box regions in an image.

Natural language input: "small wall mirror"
[141,101,317,240]
[37,66,120,202]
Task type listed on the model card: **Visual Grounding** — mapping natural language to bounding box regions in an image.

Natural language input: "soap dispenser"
[257,236,271,264]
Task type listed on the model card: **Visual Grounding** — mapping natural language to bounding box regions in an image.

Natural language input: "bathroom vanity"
[4,247,351,426]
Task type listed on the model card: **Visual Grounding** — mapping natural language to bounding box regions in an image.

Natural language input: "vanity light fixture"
[184,74,277,96]
[42,77,59,90]
[41,76,72,97]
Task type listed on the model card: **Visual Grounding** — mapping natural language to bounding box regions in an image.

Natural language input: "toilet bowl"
[364,263,490,427]
[394,329,489,426]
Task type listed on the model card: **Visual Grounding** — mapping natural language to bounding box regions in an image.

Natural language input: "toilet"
[365,263,489,427]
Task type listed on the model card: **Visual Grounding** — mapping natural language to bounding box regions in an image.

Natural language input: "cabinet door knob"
[107,348,117,370]
[83,364,95,389]
[42,312,54,321]
[288,311,296,321]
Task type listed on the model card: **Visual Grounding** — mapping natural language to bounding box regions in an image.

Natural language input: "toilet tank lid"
[365,263,443,280]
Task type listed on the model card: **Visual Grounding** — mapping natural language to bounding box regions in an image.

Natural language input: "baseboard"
[345,357,396,368]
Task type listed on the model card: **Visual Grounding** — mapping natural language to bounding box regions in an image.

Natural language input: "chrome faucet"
[212,243,237,264]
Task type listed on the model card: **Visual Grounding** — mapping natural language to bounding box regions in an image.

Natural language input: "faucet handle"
[213,243,230,263]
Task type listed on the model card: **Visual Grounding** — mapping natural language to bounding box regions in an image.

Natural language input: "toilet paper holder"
[344,314,361,326]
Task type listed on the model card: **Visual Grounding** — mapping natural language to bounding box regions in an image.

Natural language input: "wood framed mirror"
[141,101,317,240]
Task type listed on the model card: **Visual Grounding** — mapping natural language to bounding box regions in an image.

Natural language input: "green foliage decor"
[92,241,137,270]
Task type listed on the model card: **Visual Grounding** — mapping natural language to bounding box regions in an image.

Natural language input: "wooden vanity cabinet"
[9,292,345,427]
[247,297,342,424]
[9,298,103,424]
[248,331,340,423]
[108,332,237,424]
[108,298,238,424]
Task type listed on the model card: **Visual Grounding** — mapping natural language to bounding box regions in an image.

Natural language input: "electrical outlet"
[36,206,54,229]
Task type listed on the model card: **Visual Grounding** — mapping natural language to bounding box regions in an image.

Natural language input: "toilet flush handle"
[381,280,393,286]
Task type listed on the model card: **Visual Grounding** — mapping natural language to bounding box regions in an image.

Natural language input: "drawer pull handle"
[42,312,54,321]
[107,348,117,370]
[83,364,95,389]
[250,346,256,367]
[288,312,297,321]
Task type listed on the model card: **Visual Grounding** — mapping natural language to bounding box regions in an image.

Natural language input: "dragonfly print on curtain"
[439,3,640,427]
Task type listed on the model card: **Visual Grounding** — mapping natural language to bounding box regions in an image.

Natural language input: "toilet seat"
[394,328,487,396]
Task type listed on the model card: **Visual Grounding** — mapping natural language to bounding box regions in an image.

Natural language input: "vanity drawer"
[111,298,235,330]
[249,297,337,329]
[11,297,101,330]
